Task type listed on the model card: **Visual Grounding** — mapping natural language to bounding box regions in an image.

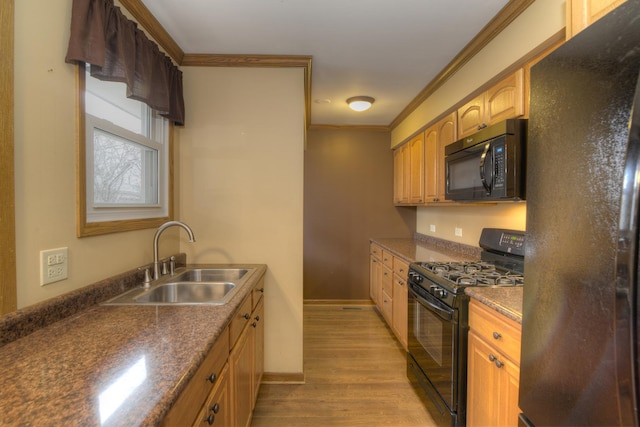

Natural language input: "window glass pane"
[93,129,159,205]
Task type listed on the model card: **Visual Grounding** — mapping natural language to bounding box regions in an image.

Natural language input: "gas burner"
[413,260,524,289]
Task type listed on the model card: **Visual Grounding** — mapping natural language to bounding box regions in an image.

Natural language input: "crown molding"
[389,0,535,129]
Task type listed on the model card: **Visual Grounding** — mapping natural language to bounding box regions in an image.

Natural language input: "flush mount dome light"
[347,96,375,112]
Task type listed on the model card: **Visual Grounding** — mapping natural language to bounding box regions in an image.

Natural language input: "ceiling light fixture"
[347,96,375,112]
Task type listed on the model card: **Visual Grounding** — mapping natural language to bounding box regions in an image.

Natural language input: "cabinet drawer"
[370,243,382,259]
[382,265,393,296]
[193,363,230,427]
[393,257,409,278]
[469,299,521,363]
[162,327,230,427]
[252,278,265,309]
[230,296,253,349]
[382,250,393,269]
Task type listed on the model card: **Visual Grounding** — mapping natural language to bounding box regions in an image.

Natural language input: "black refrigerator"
[520,1,640,426]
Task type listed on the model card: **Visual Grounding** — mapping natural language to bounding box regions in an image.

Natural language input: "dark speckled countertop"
[371,233,480,263]
[0,263,267,427]
[465,287,523,323]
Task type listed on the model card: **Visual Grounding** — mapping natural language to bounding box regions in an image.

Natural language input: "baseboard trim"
[262,372,306,384]
[304,299,374,306]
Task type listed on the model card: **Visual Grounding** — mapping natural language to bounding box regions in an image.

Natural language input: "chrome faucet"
[153,221,196,280]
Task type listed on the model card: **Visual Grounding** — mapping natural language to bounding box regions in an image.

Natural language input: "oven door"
[407,281,459,411]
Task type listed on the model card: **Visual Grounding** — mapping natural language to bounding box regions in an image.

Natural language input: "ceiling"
[139,0,511,127]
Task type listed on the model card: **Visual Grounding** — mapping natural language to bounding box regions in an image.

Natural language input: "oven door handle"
[410,285,453,322]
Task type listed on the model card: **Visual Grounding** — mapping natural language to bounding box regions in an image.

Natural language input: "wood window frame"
[76,63,174,237]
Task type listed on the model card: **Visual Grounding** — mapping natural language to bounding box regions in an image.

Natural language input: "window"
[77,64,173,236]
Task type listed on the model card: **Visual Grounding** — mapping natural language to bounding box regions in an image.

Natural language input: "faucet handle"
[169,256,176,275]
[138,267,152,288]
[161,260,169,276]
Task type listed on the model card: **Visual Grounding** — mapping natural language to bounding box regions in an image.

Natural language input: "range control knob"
[430,285,447,299]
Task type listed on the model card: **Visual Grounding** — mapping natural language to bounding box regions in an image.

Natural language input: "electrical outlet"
[430,224,436,232]
[41,247,68,286]
[455,227,463,237]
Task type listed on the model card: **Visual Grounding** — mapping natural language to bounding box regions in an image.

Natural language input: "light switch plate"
[454,227,463,237]
[40,247,68,286]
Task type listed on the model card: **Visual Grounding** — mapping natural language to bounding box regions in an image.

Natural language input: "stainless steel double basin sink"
[104,268,254,306]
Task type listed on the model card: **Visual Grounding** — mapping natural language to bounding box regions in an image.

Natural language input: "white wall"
[392,0,567,244]
[14,0,173,308]
[177,67,305,375]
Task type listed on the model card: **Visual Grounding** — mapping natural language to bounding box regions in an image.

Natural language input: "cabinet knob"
[252,322,257,328]
[207,373,217,383]
[205,414,215,425]
[244,313,251,320]
[258,287,265,293]
[211,403,220,414]
[492,331,502,340]
[488,354,496,362]
[495,359,504,369]
[254,315,260,321]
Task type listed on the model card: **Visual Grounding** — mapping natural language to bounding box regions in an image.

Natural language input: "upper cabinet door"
[408,133,425,204]
[457,69,525,139]
[457,94,485,139]
[567,0,627,39]
[485,68,524,126]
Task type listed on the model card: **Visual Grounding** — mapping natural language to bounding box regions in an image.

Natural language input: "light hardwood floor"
[251,304,437,426]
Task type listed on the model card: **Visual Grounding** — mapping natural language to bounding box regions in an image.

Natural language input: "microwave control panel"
[493,142,506,190]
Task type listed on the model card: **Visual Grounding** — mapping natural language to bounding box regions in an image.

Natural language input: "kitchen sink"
[103,267,253,306]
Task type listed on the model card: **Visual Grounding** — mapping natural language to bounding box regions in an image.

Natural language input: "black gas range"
[406,228,525,427]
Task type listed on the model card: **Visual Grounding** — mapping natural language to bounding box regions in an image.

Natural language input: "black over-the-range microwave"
[445,118,527,202]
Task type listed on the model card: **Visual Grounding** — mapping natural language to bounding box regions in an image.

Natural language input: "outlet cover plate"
[40,247,68,286]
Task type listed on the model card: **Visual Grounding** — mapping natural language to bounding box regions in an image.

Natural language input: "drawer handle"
[258,287,265,293]
[207,373,217,383]
[492,331,502,340]
[244,313,251,320]
[211,403,220,414]
[254,315,260,321]
[252,322,258,328]
[489,354,504,368]
[205,414,215,425]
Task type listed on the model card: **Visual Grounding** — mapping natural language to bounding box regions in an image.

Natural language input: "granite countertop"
[465,286,523,323]
[371,235,480,263]
[0,263,267,427]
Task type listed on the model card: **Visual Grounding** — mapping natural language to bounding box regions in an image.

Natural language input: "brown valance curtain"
[65,0,185,126]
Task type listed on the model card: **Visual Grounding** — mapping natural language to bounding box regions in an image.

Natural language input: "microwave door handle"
[479,142,492,193]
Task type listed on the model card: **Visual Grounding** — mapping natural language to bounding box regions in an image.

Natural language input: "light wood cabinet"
[162,279,264,427]
[467,299,522,427]
[424,112,457,204]
[369,245,410,349]
[393,133,425,205]
[393,144,408,204]
[567,0,626,39]
[161,328,230,427]
[457,69,525,139]
[380,264,393,323]
[230,279,265,427]
[369,244,383,305]
[391,257,409,350]
[193,363,231,427]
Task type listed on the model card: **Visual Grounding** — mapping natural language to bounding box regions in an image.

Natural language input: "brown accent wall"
[304,129,416,301]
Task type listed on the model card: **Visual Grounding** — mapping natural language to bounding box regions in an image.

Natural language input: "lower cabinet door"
[194,363,230,427]
[231,324,254,427]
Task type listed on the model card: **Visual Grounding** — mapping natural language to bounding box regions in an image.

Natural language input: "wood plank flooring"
[251,304,437,426]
